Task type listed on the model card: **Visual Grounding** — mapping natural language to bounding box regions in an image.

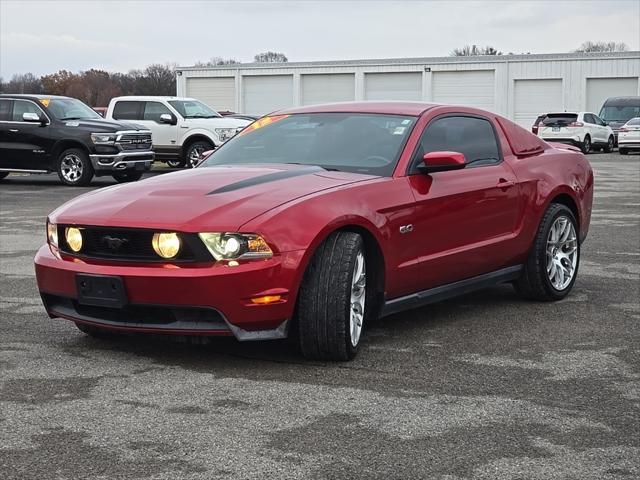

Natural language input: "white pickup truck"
[106,96,251,168]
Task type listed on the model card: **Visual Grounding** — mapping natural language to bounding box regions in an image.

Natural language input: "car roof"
[0,94,70,100]
[602,96,640,106]
[276,101,439,116]
[110,96,198,102]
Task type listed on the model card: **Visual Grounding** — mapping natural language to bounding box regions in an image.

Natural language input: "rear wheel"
[297,231,372,361]
[57,148,94,186]
[112,171,144,183]
[515,203,580,301]
[166,158,186,168]
[604,136,614,153]
[580,135,591,154]
[184,140,214,168]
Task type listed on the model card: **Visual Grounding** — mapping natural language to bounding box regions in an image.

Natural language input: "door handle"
[9,129,19,133]
[497,178,515,189]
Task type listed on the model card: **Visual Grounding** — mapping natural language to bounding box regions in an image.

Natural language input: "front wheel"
[112,171,144,183]
[603,136,614,153]
[297,231,372,361]
[514,203,580,301]
[580,135,591,154]
[57,148,94,186]
[184,141,214,168]
[166,158,186,168]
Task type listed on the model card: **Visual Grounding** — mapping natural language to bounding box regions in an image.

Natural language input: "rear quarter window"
[112,101,143,120]
[0,99,12,121]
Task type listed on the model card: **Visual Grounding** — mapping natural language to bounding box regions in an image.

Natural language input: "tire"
[580,135,591,154]
[0,172,9,180]
[57,148,94,186]
[112,171,144,183]
[603,136,614,153]
[184,140,214,168]
[619,148,628,155]
[515,203,580,301]
[297,231,374,361]
[75,322,114,339]
[166,158,186,168]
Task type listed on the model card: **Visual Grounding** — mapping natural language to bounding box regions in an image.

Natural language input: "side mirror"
[159,113,176,125]
[23,112,44,123]
[421,151,467,173]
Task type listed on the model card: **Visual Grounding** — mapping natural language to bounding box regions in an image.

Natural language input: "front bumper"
[34,245,305,340]
[618,141,640,150]
[89,151,154,175]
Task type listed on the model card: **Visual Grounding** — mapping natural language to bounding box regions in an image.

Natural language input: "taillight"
[568,122,583,128]
[532,126,538,134]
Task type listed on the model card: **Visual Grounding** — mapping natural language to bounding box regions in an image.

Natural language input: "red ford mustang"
[35,102,594,360]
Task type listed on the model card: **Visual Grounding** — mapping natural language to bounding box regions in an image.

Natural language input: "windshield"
[200,113,416,176]
[599,105,640,123]
[45,98,103,121]
[168,100,221,119]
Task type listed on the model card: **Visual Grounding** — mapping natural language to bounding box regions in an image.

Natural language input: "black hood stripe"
[207,166,325,195]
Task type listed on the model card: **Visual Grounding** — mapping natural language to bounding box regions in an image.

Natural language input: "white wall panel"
[432,70,495,111]
[364,72,422,101]
[186,77,236,112]
[586,77,639,114]
[243,75,293,115]
[301,74,355,105]
[514,79,563,128]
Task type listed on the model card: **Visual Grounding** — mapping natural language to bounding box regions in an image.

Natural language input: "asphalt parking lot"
[1,153,639,479]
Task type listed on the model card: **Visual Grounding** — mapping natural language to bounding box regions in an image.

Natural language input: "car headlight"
[47,220,58,247]
[90,133,117,145]
[214,128,237,143]
[198,233,272,261]
[65,227,83,252]
[152,232,181,259]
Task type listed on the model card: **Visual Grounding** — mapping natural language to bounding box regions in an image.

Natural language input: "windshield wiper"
[59,117,84,121]
[284,162,341,172]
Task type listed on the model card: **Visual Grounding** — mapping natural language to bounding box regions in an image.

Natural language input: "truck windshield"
[46,98,103,121]
[600,105,640,123]
[200,113,416,177]
[168,100,221,119]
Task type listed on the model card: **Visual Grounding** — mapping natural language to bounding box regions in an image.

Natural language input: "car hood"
[183,117,251,129]
[51,165,376,231]
[63,118,148,132]
[606,121,625,131]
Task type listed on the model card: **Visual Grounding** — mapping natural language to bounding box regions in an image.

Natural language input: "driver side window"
[143,102,172,123]
[412,115,501,172]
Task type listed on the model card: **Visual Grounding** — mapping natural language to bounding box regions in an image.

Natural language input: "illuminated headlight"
[198,233,272,261]
[65,227,83,252]
[90,133,117,145]
[47,220,58,247]
[214,128,237,143]
[152,232,181,259]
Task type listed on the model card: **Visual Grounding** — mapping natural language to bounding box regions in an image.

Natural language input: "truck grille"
[57,225,210,262]
[117,132,152,151]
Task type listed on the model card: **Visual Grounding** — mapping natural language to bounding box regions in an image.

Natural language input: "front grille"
[57,225,209,262]
[117,132,152,151]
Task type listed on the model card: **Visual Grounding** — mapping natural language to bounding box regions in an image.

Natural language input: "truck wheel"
[166,158,186,168]
[580,135,591,154]
[57,148,94,186]
[603,136,614,153]
[297,231,372,361]
[0,172,9,181]
[514,203,580,301]
[184,140,213,168]
[112,171,144,183]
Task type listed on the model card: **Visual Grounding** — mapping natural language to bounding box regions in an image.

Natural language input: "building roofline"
[177,50,640,72]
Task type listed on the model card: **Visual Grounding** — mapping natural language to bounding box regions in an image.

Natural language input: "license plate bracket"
[76,274,127,308]
[552,126,560,132]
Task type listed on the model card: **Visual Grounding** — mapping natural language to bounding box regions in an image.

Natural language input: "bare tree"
[451,45,503,56]
[195,56,241,67]
[254,51,288,63]
[574,41,628,53]
[2,73,44,94]
[135,64,177,95]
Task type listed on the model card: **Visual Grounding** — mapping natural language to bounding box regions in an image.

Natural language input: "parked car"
[92,107,107,118]
[35,102,593,361]
[599,96,640,146]
[618,117,640,155]
[0,94,153,186]
[106,96,251,168]
[536,111,614,153]
[531,115,545,135]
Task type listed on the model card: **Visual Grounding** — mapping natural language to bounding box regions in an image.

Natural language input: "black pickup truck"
[0,94,154,186]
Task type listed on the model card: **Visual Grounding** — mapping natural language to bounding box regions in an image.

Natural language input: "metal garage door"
[243,75,293,115]
[186,77,236,112]
[586,77,639,115]
[514,79,563,128]
[301,74,355,105]
[432,70,495,111]
[364,72,422,101]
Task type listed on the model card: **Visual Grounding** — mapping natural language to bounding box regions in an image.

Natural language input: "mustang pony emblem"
[101,235,129,250]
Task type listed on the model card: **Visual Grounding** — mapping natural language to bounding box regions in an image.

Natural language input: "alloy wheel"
[349,250,366,347]
[60,154,83,183]
[546,216,578,290]
[187,145,206,168]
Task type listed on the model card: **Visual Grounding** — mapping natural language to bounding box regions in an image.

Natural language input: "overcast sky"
[1,0,638,78]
